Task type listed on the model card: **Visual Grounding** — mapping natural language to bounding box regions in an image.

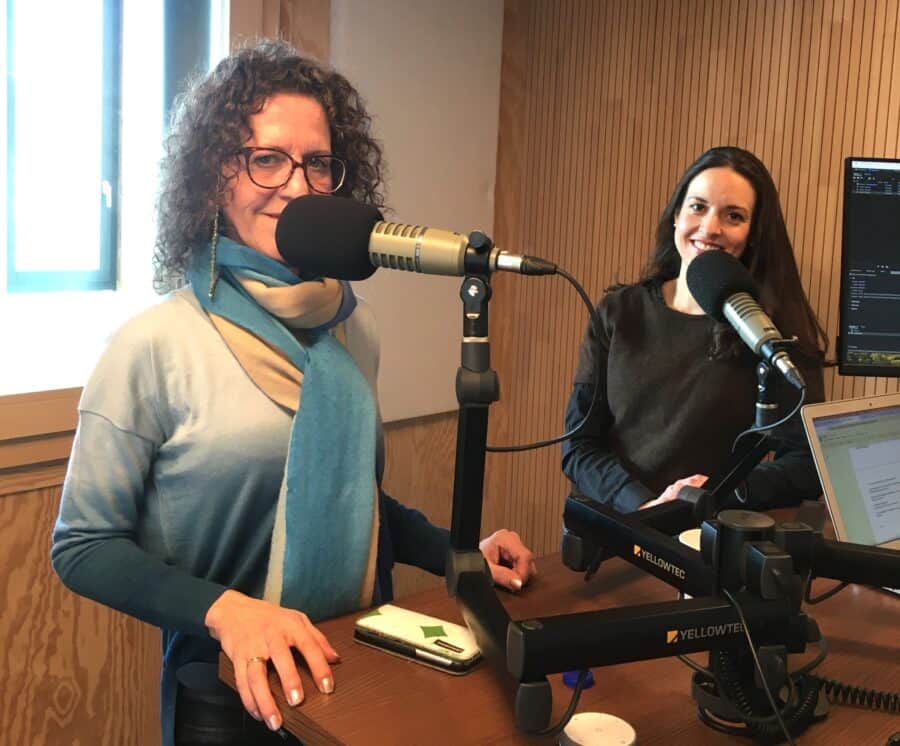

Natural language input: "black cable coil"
[809,675,900,713]
[708,648,820,743]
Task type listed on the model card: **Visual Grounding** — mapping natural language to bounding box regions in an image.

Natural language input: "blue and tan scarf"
[189,236,378,621]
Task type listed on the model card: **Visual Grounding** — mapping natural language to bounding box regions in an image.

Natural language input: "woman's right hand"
[204,589,339,732]
[639,473,708,510]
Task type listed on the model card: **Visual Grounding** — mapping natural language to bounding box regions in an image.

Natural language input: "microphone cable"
[710,588,805,745]
[486,264,604,453]
[804,580,849,605]
[530,669,590,739]
[730,384,807,456]
[808,674,900,713]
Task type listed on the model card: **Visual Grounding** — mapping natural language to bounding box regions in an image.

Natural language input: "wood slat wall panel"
[487,0,900,559]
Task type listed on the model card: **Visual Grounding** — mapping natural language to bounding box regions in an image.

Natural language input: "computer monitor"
[838,157,900,377]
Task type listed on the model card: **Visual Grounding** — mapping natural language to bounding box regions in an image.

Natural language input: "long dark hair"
[154,39,385,292]
[641,146,826,360]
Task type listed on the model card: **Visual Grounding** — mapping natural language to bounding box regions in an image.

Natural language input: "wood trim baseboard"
[0,388,80,440]
[0,460,69,496]
[0,388,80,473]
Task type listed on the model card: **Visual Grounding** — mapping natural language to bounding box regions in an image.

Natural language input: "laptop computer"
[801,392,900,594]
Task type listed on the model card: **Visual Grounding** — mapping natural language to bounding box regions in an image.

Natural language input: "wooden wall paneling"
[650,0,679,249]
[851,1,877,398]
[229,0,329,61]
[279,0,330,62]
[781,0,811,237]
[590,0,611,300]
[826,1,858,401]
[836,1,863,398]
[0,462,67,498]
[0,388,79,476]
[614,0,636,285]
[865,0,888,157]
[873,1,900,395]
[887,3,900,153]
[523,0,555,552]
[382,412,458,599]
[229,0,281,43]
[0,388,79,441]
[580,0,605,304]
[0,485,161,745]
[634,0,659,283]
[522,0,556,546]
[0,434,75,471]
[798,0,831,390]
[485,1,528,543]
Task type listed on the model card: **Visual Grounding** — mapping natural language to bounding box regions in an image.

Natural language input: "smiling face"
[221,93,332,262]
[673,166,756,273]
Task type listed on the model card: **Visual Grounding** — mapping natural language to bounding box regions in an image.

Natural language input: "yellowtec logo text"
[633,545,686,580]
[667,622,744,644]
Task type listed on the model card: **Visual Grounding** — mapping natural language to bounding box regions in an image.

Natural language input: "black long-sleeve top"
[561,282,825,513]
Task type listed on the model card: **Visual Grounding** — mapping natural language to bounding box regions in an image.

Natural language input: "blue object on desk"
[563,669,595,689]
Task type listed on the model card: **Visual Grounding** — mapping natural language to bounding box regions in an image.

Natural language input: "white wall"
[331,0,504,423]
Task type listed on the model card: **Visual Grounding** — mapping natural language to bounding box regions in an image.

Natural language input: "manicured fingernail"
[289,688,301,706]
[511,578,523,590]
[321,677,334,694]
[250,710,261,721]
[267,715,281,731]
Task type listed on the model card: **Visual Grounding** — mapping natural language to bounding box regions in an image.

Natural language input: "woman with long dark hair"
[562,146,826,513]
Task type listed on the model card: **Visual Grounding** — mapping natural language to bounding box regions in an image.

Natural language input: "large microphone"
[686,250,805,390]
[275,195,557,281]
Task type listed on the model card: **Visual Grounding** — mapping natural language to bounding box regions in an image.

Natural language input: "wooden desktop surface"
[220,540,899,744]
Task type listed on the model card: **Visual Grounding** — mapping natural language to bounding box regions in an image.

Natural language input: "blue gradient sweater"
[51,288,449,745]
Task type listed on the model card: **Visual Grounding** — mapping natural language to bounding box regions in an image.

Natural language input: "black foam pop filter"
[275,194,383,280]
[685,250,758,322]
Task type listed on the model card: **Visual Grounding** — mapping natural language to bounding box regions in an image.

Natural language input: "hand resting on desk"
[206,529,536,733]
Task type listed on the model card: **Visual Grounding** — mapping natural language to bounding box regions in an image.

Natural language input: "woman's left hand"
[479,529,537,592]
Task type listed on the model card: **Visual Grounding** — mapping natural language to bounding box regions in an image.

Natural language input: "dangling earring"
[208,209,220,299]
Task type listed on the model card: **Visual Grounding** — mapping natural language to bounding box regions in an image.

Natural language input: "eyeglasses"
[237,147,347,193]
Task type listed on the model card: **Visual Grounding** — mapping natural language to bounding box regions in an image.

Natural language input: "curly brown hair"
[153,39,385,292]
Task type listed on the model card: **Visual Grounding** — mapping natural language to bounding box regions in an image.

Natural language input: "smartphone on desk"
[353,604,482,675]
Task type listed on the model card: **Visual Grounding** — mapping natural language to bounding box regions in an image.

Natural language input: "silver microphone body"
[723,291,805,388]
[723,292,780,353]
[368,221,536,276]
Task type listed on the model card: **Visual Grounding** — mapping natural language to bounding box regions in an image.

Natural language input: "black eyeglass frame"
[236,146,347,193]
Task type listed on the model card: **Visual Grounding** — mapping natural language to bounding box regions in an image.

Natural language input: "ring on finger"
[246,655,268,671]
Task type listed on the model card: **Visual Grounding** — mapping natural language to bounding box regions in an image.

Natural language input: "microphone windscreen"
[275,195,383,281]
[685,250,758,322]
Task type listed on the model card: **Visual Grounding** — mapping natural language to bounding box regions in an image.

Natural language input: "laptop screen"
[809,402,900,546]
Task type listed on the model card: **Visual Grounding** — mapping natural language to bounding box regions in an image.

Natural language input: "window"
[0,2,227,395]
[4,0,122,292]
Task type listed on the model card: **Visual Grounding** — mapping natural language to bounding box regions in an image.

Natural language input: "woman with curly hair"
[562,146,827,514]
[52,40,534,745]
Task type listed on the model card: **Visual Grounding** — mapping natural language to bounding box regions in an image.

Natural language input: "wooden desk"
[221,554,899,744]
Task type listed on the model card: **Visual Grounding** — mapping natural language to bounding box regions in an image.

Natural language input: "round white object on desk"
[559,712,636,746]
